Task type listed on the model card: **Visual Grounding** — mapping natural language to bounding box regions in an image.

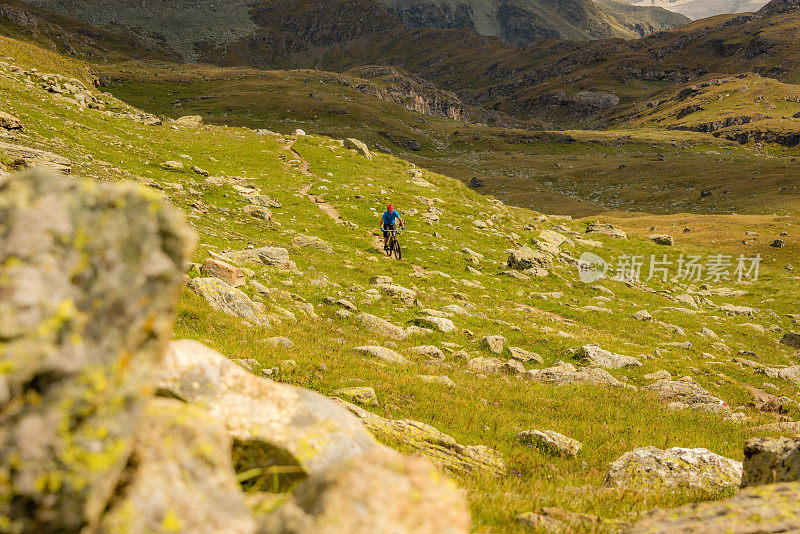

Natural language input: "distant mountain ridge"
[20,0,688,62]
[618,0,769,20]
[376,0,690,43]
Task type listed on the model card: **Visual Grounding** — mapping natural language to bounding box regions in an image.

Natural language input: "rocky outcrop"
[603,447,742,493]
[188,277,271,326]
[0,169,194,532]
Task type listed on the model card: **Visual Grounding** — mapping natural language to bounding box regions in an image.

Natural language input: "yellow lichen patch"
[160,509,183,532]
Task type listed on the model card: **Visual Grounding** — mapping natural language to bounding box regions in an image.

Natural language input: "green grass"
[2,34,800,532]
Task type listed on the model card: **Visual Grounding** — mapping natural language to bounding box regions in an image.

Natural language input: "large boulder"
[0,169,194,532]
[335,399,506,477]
[0,140,71,174]
[603,447,742,493]
[157,340,377,477]
[742,437,800,487]
[99,398,256,534]
[518,430,582,458]
[628,482,800,533]
[188,277,270,327]
[291,234,334,254]
[586,222,627,239]
[575,344,643,369]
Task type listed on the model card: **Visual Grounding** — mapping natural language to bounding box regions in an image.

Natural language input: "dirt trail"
[285,138,387,255]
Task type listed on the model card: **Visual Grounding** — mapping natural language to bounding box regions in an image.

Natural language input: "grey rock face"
[188,277,270,327]
[742,437,800,487]
[0,169,194,532]
[643,379,729,413]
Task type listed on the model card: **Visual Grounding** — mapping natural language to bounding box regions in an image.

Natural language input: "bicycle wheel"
[393,239,402,260]
[385,238,393,257]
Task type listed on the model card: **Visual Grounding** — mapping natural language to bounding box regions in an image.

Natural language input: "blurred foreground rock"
[0,169,469,533]
[0,169,194,531]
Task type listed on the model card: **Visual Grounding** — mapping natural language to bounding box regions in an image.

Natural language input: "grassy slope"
[2,36,800,532]
[98,61,800,227]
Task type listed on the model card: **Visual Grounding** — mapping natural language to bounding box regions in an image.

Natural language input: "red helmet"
[387,204,394,211]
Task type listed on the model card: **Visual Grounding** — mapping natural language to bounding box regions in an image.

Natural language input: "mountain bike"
[384,228,403,260]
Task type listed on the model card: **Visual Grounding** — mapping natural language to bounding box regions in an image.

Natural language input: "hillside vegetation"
[2,34,800,532]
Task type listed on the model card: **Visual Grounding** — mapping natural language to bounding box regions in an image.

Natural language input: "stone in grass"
[344,138,372,159]
[603,447,742,494]
[411,345,445,359]
[576,344,643,370]
[188,277,270,327]
[354,346,410,365]
[480,335,507,354]
[417,375,456,387]
[780,332,800,350]
[508,347,544,364]
[518,430,582,457]
[265,336,294,349]
[356,313,408,340]
[0,169,194,532]
[650,234,674,246]
[201,257,245,287]
[0,111,22,130]
[632,310,652,321]
[243,204,273,220]
[417,315,457,333]
[332,387,379,406]
[741,437,800,487]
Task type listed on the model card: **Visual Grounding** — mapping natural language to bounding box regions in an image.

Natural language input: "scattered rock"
[189,277,270,327]
[354,346,410,365]
[525,363,626,389]
[332,387,380,406]
[643,379,729,413]
[411,345,445,359]
[417,315,457,333]
[576,345,643,369]
[174,115,203,127]
[507,246,554,271]
[292,234,334,253]
[481,335,507,354]
[650,234,674,246]
[603,447,742,493]
[265,336,294,349]
[586,222,627,239]
[508,347,544,364]
[201,258,245,287]
[417,375,456,387]
[633,310,652,321]
[356,313,408,340]
[0,111,22,130]
[163,160,185,171]
[468,356,503,374]
[518,430,582,457]
[243,204,273,220]
[0,141,71,174]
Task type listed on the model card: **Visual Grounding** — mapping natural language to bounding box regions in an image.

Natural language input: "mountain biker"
[380,203,405,251]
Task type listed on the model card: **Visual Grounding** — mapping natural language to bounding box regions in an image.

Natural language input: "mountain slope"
[2,33,800,534]
[619,0,769,20]
[377,0,690,43]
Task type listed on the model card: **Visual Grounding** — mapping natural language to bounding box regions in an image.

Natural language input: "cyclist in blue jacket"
[379,203,405,251]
